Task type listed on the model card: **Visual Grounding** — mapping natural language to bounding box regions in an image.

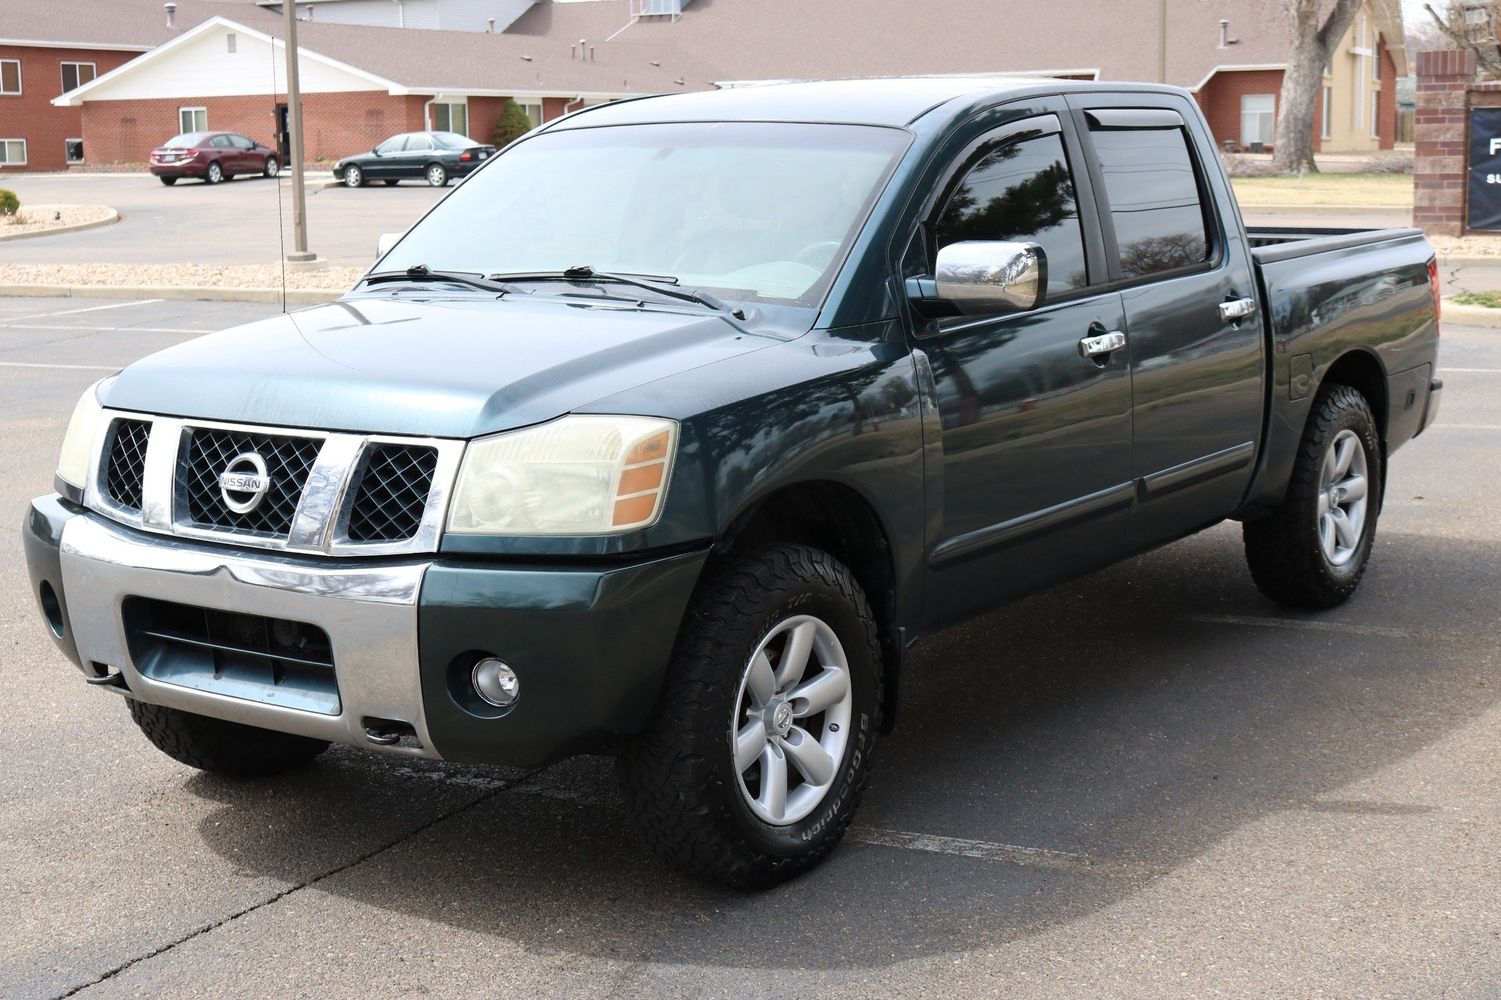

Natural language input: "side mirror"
[933,241,1047,315]
[376,232,402,260]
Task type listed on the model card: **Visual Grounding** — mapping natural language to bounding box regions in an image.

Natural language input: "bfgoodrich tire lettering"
[618,543,882,888]
[1243,383,1383,609]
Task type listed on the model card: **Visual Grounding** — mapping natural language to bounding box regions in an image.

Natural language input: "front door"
[914,115,1136,627]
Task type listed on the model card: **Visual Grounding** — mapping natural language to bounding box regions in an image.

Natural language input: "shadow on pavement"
[184,526,1497,970]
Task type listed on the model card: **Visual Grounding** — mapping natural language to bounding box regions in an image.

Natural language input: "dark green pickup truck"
[24,78,1442,887]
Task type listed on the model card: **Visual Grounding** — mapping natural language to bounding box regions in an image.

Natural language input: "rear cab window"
[1085,115,1213,280]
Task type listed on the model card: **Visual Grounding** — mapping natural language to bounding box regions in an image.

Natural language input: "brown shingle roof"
[0,0,276,49]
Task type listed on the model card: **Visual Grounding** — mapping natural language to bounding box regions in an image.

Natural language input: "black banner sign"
[1468,108,1501,232]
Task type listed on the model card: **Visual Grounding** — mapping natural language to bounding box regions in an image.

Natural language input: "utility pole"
[283,1,315,263]
[1158,0,1168,84]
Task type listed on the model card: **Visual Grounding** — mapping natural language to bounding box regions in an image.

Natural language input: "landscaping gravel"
[0,203,114,237]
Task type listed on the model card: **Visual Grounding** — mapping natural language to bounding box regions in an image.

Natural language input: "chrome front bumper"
[58,512,440,758]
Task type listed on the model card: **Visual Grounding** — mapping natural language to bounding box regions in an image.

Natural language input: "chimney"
[164,1,177,28]
[487,17,495,32]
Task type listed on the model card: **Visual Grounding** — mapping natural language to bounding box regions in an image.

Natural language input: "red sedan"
[149,131,280,186]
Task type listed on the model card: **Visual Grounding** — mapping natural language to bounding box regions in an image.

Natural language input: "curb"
[0,283,342,306]
[1441,299,1501,327]
[0,208,120,243]
[1435,255,1501,267]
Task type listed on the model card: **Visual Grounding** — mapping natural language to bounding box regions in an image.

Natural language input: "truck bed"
[1247,225,1427,264]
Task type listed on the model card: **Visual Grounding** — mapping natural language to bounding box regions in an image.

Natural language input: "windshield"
[379,121,909,306]
[431,131,475,149]
[164,133,206,148]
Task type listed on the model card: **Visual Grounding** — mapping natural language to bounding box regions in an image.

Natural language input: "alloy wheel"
[1317,427,1369,567]
[731,614,853,826]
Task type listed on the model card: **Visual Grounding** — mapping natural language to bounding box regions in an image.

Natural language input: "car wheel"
[128,699,329,777]
[264,156,280,178]
[425,163,449,187]
[159,176,177,186]
[1243,384,1383,609]
[343,164,364,188]
[205,161,223,184]
[618,543,882,888]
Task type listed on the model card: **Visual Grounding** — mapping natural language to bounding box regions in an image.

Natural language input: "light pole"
[1158,0,1168,84]
[282,1,315,263]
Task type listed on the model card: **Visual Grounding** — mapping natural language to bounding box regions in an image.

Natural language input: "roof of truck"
[546,77,1190,130]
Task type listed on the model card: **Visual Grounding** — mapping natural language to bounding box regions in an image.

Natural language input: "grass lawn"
[1450,291,1501,308]
[1230,173,1413,208]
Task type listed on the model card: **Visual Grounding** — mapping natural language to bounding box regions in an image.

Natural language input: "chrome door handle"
[1079,330,1126,357]
[1219,297,1257,322]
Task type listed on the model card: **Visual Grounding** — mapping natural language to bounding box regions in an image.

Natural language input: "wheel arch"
[710,478,905,733]
[1318,348,1388,445]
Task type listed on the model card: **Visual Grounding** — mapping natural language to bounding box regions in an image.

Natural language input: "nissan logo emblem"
[219,452,271,514]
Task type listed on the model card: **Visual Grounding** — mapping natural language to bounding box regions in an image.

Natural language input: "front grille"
[347,444,439,542]
[180,428,321,538]
[104,418,151,512]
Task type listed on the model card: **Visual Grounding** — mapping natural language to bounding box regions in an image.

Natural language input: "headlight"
[448,415,677,536]
[56,377,113,490]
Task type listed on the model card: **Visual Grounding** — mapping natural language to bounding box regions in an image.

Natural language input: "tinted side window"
[1089,127,1209,279]
[934,133,1088,294]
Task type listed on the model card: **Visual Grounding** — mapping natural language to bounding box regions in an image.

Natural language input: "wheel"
[618,543,882,888]
[425,163,449,187]
[205,161,223,184]
[343,164,364,188]
[264,156,280,178]
[382,179,399,186]
[128,699,329,777]
[1243,384,1383,609]
[159,176,177,186]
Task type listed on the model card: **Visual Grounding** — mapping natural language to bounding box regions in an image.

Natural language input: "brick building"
[5,0,1407,173]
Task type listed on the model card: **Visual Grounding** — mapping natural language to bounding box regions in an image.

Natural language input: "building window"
[519,101,543,127]
[0,139,27,165]
[1371,92,1380,138]
[179,106,207,133]
[65,138,84,164]
[431,101,468,135]
[1322,87,1332,139]
[1372,35,1381,80]
[227,33,237,53]
[60,62,95,93]
[0,60,20,95]
[1240,93,1276,148]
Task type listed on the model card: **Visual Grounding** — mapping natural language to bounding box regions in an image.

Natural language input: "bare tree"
[1423,1,1501,76]
[1273,0,1365,173]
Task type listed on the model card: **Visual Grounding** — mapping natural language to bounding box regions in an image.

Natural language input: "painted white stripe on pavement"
[1438,423,1501,431]
[847,827,1155,876]
[2,298,164,323]
[1439,368,1501,374]
[0,361,120,371]
[0,323,210,334]
[1181,613,1413,639]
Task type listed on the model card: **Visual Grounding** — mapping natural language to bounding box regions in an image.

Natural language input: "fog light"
[472,658,519,707]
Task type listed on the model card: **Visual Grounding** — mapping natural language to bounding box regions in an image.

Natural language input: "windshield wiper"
[362,265,522,296]
[491,266,746,319]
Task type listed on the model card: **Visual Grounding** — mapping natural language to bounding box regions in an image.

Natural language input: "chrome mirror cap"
[934,240,1047,315]
[375,232,402,261]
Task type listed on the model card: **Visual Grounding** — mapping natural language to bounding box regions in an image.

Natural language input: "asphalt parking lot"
[0,172,447,268]
[2,297,1498,998]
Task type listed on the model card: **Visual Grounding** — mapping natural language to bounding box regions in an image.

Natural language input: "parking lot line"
[0,323,215,334]
[1181,613,1415,639]
[847,828,1158,877]
[3,298,164,323]
[1440,367,1501,373]
[0,361,120,371]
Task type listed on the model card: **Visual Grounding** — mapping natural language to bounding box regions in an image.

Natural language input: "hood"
[103,293,778,438]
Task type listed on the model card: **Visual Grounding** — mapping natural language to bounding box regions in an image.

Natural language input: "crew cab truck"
[23,79,1442,887]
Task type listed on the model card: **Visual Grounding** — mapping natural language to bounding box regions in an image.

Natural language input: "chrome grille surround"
[83,410,465,557]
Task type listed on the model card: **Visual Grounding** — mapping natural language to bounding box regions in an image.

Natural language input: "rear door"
[1069,95,1265,546]
[910,109,1137,627]
[400,134,435,178]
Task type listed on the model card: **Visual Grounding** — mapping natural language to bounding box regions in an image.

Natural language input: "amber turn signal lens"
[612,494,658,526]
[625,431,671,466]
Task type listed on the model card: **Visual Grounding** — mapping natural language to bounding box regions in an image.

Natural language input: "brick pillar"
[1413,49,1475,236]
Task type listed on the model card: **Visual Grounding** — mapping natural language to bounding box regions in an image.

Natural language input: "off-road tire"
[618,543,883,888]
[128,699,329,777]
[1243,384,1383,609]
